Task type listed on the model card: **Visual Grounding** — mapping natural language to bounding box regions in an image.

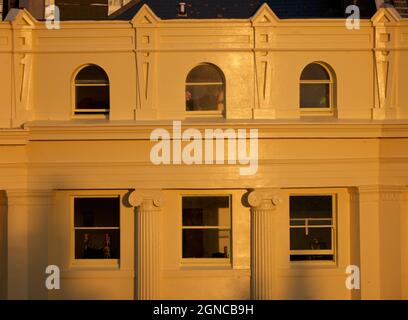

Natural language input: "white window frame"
[72,64,110,119]
[300,62,335,116]
[180,194,232,267]
[185,64,226,118]
[70,194,121,268]
[289,193,338,264]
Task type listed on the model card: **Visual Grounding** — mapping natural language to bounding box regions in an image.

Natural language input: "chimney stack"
[178,2,187,17]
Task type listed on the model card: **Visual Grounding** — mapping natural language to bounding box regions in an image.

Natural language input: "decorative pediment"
[372,7,401,26]
[251,3,279,26]
[4,8,37,29]
[131,4,161,27]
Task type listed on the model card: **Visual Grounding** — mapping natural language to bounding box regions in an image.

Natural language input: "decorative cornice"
[251,3,279,27]
[0,130,29,145]
[372,7,402,25]
[356,185,407,201]
[130,4,161,28]
[6,189,54,206]
[20,121,408,141]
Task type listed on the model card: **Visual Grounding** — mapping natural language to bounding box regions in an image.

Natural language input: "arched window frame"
[185,63,226,118]
[72,64,110,118]
[300,62,335,116]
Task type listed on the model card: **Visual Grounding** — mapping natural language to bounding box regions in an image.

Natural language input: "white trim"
[289,193,338,263]
[185,63,226,114]
[300,62,335,116]
[70,194,121,268]
[180,194,232,266]
[185,110,224,118]
[71,64,110,118]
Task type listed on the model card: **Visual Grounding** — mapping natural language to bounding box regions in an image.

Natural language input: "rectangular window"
[289,195,336,262]
[182,196,231,261]
[74,196,120,260]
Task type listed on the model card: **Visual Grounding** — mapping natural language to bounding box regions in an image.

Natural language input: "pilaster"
[247,188,282,300]
[129,189,164,300]
[355,185,405,299]
[6,189,53,300]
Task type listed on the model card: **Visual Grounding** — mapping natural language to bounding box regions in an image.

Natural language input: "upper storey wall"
[0,5,406,128]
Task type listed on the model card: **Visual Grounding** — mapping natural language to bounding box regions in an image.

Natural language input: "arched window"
[300,63,334,112]
[185,64,225,114]
[74,65,110,115]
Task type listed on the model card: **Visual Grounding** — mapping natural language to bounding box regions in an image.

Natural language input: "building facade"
[0,1,408,300]
[109,0,131,15]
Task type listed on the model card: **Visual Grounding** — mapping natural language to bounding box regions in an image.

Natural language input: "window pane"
[75,229,120,259]
[300,84,330,108]
[308,219,333,226]
[74,197,119,228]
[182,196,230,227]
[186,84,224,111]
[290,196,333,219]
[289,195,335,262]
[75,86,110,110]
[182,229,230,258]
[186,65,223,83]
[290,219,305,226]
[290,227,332,251]
[300,64,330,80]
[75,66,109,84]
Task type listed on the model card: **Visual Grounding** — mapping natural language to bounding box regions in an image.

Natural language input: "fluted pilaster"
[129,189,164,300]
[247,189,282,300]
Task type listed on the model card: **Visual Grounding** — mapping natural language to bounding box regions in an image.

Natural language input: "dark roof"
[392,0,408,17]
[55,0,108,20]
[110,0,378,20]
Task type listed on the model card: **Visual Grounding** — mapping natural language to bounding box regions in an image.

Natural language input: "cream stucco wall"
[2,6,408,124]
[0,4,408,300]
[0,126,403,300]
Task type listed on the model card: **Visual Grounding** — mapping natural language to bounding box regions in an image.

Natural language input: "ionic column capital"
[128,189,164,209]
[247,188,282,211]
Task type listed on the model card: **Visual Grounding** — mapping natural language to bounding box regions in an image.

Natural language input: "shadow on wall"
[122,191,139,300]
[27,193,50,299]
[285,273,313,300]
[0,190,7,300]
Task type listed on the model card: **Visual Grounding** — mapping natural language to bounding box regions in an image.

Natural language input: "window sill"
[72,113,109,120]
[180,258,231,270]
[70,259,120,269]
[185,111,224,118]
[289,260,338,269]
[300,108,334,117]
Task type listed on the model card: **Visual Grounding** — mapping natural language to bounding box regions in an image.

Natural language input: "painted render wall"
[0,5,407,300]
[0,133,400,299]
[0,6,407,125]
[1,124,408,300]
